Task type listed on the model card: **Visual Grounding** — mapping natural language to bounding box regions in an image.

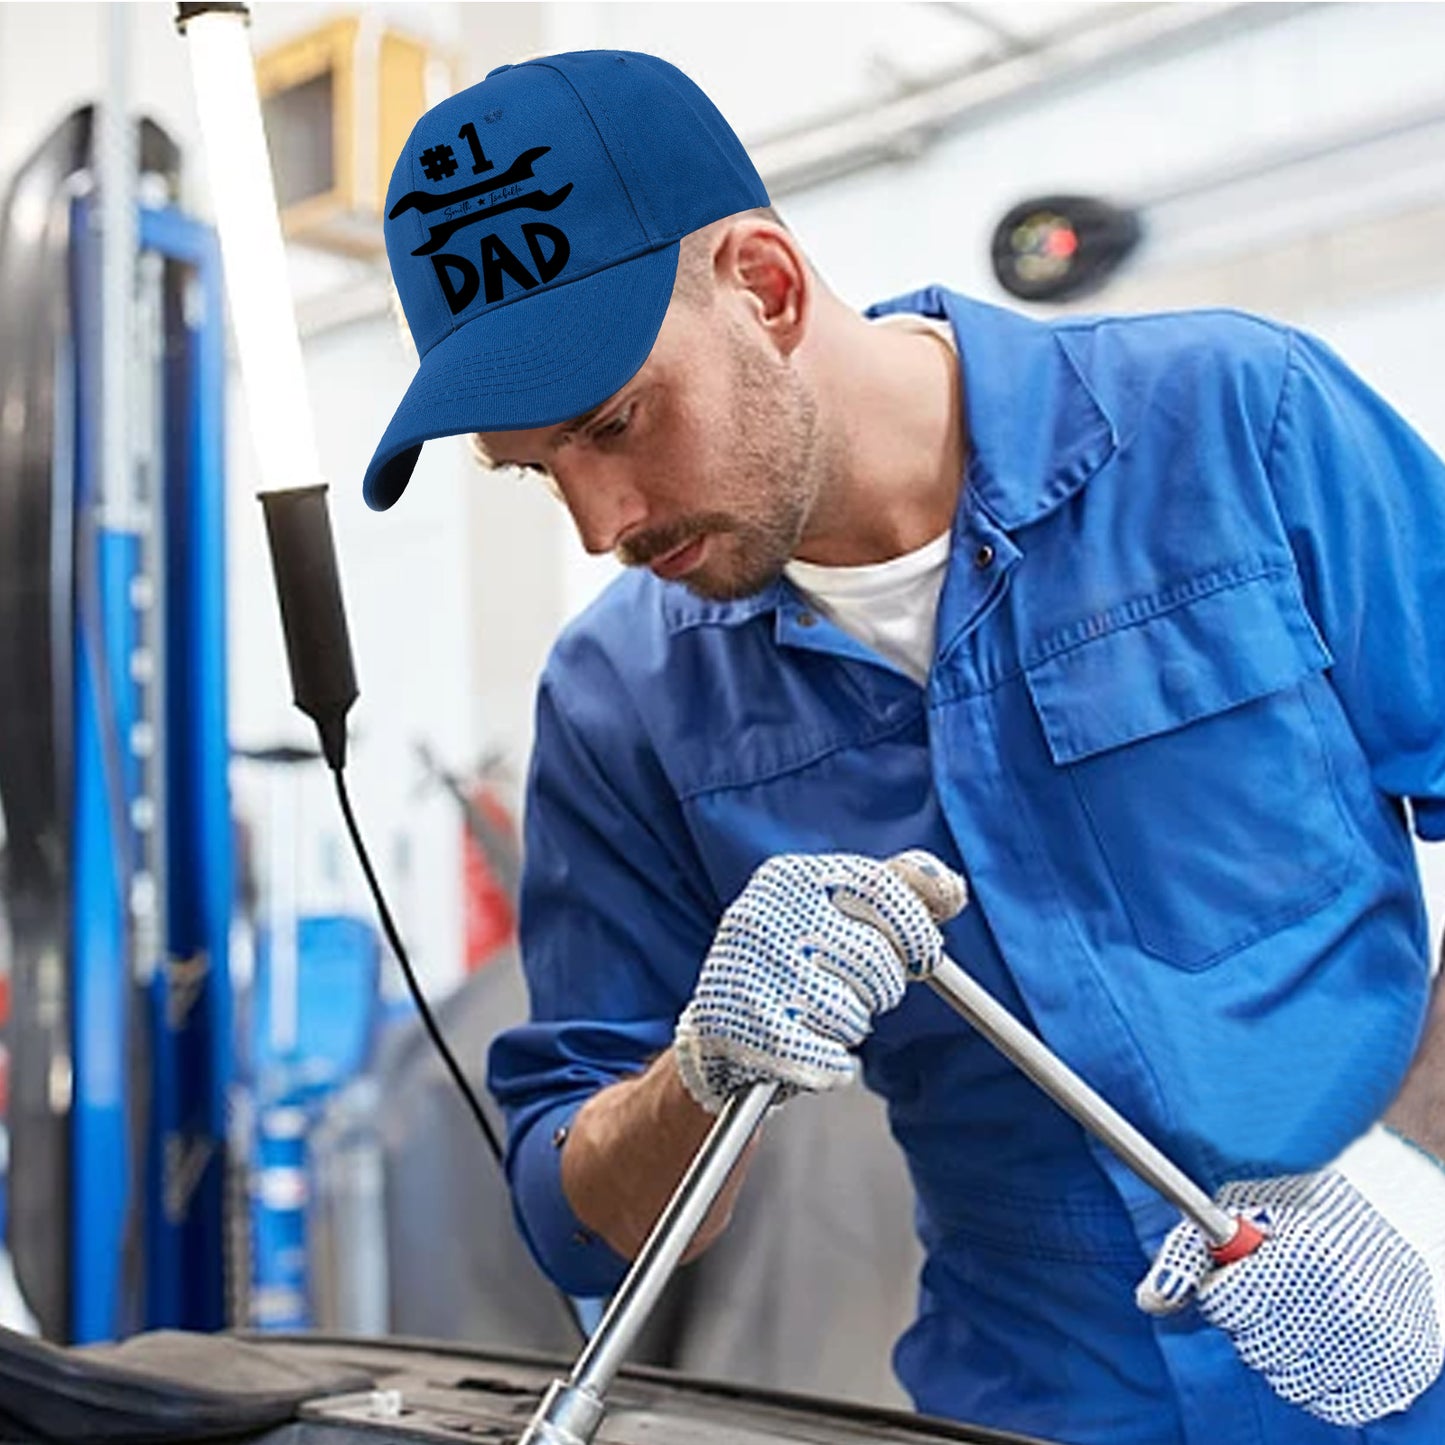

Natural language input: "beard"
[615,324,824,602]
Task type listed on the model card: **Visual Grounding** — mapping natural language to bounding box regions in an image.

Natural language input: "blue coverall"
[490,290,1445,1445]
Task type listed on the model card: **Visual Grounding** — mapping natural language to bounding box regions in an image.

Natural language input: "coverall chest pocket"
[1021,566,1352,971]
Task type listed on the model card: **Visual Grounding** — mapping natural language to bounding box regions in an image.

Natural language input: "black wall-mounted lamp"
[991,194,1143,304]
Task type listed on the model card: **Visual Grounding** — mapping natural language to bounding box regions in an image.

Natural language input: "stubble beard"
[676,337,823,603]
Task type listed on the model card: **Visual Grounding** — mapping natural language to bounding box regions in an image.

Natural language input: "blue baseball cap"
[363,50,770,511]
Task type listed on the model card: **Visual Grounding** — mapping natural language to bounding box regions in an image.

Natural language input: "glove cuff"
[1334,1124,1445,1287]
[672,1018,724,1115]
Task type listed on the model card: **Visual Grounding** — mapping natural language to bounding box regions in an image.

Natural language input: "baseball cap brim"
[363,242,680,511]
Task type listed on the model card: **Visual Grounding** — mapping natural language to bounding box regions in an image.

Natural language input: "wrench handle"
[573,1078,776,1393]
[518,1079,777,1445]
[926,957,1247,1252]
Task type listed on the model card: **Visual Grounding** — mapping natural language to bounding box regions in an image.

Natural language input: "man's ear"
[714,220,810,359]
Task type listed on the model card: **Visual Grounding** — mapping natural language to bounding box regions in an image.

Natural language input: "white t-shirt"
[784,531,952,684]
[783,315,957,685]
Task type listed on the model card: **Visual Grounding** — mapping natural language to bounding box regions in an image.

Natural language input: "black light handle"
[174,2,250,33]
[258,485,358,771]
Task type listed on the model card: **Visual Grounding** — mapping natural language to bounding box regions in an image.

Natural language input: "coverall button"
[551,1125,569,1149]
[973,543,995,569]
[796,610,817,627]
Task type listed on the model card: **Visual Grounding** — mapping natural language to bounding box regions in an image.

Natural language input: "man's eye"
[592,404,634,441]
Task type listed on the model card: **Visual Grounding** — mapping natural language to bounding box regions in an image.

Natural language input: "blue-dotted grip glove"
[1137,1126,1445,1426]
[673,852,953,1114]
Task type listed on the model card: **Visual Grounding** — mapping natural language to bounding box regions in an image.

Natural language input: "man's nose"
[555,461,649,556]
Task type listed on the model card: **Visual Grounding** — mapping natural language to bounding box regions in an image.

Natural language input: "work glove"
[673,851,959,1114]
[1137,1125,1445,1426]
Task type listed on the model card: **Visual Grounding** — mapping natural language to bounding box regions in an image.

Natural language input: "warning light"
[991,195,1141,303]
[1046,226,1078,258]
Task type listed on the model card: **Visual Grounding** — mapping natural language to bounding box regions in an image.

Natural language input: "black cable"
[332,767,589,1347]
[332,767,505,1165]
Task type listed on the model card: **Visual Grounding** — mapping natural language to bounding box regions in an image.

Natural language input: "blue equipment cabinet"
[248,913,382,1330]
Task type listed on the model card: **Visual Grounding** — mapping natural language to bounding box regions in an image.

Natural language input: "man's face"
[478,292,826,601]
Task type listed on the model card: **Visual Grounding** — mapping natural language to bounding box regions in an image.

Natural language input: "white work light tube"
[183,10,324,492]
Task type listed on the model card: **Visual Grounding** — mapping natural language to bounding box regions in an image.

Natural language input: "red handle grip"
[1208,1214,1269,1265]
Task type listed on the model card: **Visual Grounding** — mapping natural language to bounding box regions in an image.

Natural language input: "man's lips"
[647,534,708,581]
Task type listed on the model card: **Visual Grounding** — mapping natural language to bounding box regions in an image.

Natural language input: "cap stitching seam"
[533,58,654,241]
[563,70,655,237]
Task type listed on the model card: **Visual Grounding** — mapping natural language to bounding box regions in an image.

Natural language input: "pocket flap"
[1023,565,1333,765]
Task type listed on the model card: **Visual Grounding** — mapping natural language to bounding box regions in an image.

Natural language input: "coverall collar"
[661,286,1118,635]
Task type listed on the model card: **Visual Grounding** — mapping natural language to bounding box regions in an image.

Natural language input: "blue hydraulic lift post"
[69,193,231,1341]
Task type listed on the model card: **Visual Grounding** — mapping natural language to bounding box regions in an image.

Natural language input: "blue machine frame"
[69,195,232,1341]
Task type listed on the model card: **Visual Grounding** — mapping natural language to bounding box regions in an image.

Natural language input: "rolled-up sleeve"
[1264,329,1445,839]
[487,641,719,1295]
